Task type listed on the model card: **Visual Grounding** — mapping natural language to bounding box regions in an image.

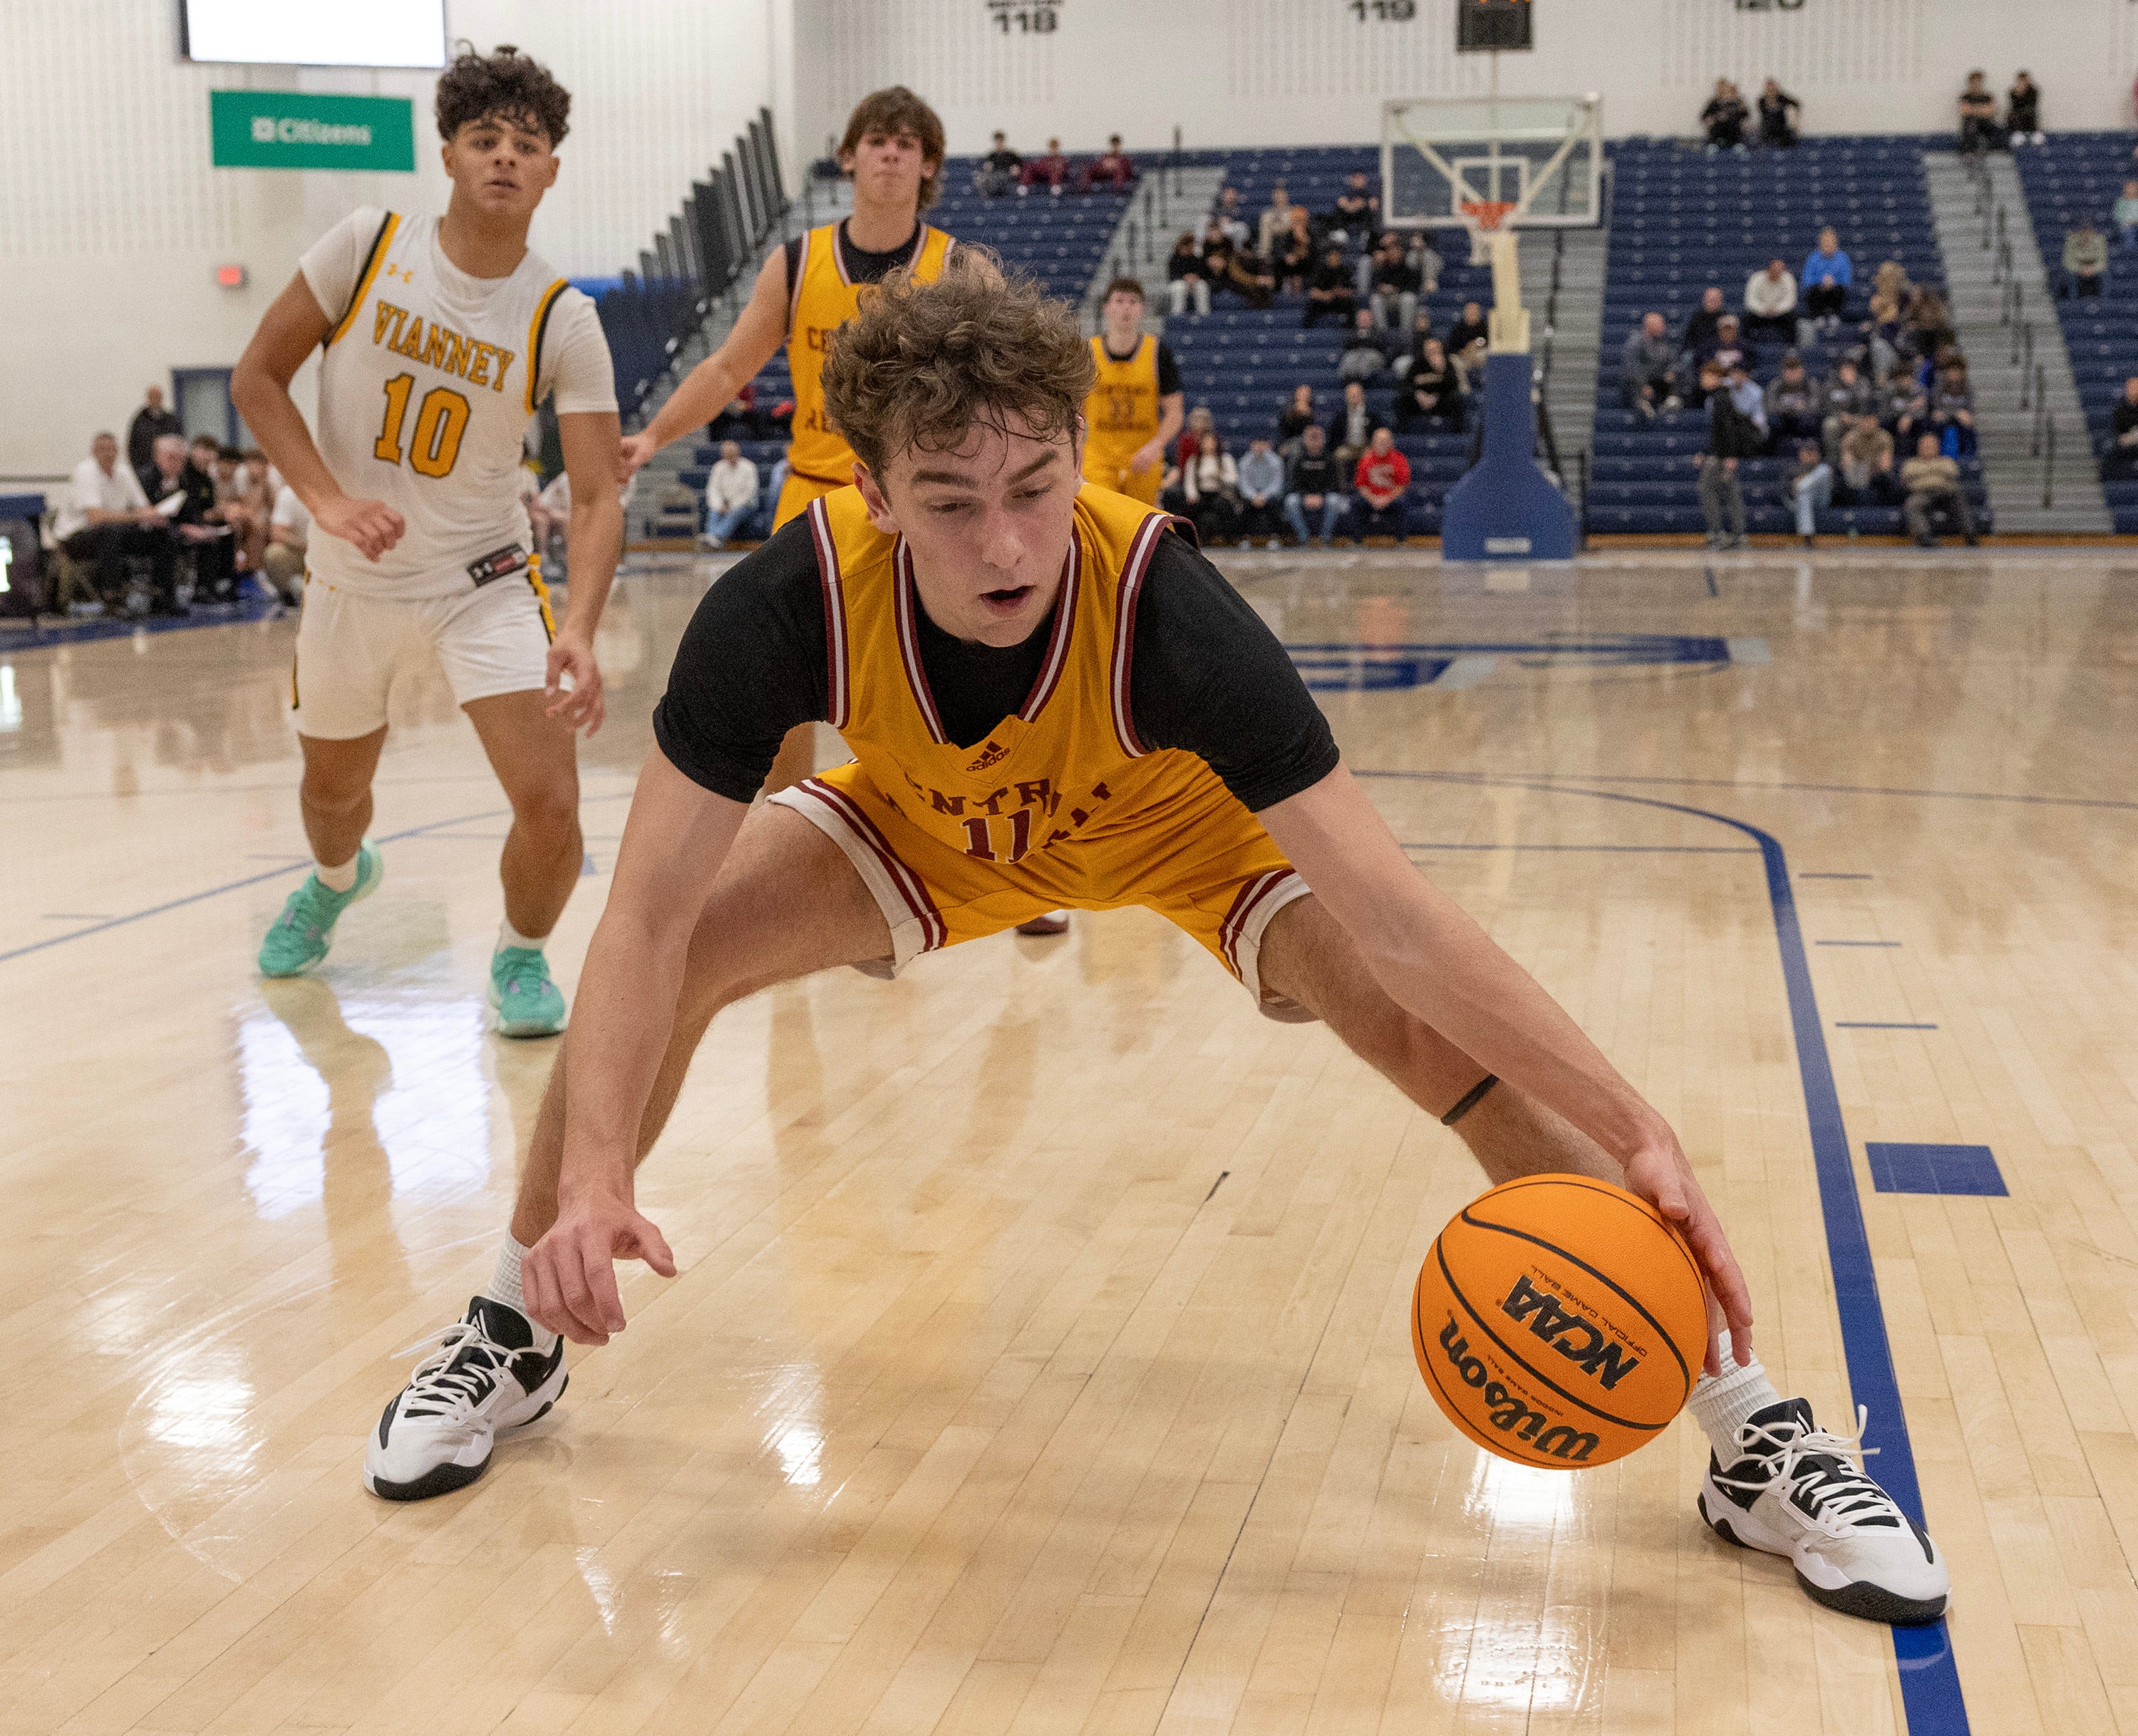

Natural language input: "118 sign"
[988,0,1060,31]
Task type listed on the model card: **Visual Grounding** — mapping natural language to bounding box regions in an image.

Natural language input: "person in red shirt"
[1080,134,1136,192]
[1351,426,1412,541]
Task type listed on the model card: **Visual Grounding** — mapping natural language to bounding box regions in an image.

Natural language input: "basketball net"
[1458,200,1529,354]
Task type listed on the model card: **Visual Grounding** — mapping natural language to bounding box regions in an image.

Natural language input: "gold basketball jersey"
[786,222,956,487]
[802,482,1241,891]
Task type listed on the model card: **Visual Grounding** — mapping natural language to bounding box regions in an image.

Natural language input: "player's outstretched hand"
[616,432,657,482]
[522,1193,677,1346]
[314,494,406,561]
[1621,1133,1753,1378]
[544,629,605,735]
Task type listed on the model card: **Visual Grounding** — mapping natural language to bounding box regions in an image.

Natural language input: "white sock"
[1686,1330,1785,1462]
[497,919,548,953]
[315,852,359,893]
[488,1235,558,1350]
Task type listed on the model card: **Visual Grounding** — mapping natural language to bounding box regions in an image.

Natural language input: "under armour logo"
[383,264,414,284]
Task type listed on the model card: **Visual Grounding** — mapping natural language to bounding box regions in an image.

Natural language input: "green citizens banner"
[210,91,415,171]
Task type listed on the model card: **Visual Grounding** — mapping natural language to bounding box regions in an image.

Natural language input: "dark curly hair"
[435,43,570,147]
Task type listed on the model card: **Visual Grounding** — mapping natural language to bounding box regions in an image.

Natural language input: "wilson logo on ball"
[1499,1274,1644,1391]
[1435,1318,1600,1463]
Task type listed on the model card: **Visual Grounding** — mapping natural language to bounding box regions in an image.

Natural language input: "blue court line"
[0,594,282,649]
[1402,842,1758,854]
[1836,1022,1939,1030]
[1355,766,2138,815]
[0,793,632,968]
[1370,768,1969,1733]
[1818,939,1904,948]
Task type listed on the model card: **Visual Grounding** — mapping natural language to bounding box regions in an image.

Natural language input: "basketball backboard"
[1380,93,1601,233]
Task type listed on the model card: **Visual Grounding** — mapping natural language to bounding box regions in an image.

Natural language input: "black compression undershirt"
[1100,335,1182,398]
[783,220,922,331]
[652,519,1338,813]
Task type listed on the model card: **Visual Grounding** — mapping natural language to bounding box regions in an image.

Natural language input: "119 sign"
[1352,0,1419,18]
[988,0,1059,31]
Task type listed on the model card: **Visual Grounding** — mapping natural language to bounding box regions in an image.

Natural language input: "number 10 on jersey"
[373,373,470,478]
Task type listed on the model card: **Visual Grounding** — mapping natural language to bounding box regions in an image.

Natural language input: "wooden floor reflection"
[4,545,2136,1734]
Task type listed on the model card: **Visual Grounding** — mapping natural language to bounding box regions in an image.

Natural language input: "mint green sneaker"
[257,843,382,977]
[489,946,567,1038]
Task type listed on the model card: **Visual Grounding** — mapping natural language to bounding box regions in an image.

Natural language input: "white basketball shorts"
[291,568,556,740]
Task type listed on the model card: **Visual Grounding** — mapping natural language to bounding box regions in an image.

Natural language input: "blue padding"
[1866,1142,2008,1197]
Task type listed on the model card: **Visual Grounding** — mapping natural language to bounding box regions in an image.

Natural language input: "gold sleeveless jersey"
[1081,334,1163,505]
[785,222,956,489]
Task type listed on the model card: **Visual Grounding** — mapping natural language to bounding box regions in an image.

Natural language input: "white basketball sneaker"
[1697,1397,1949,1623]
[363,1296,567,1502]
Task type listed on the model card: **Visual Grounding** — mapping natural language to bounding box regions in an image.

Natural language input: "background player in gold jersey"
[1080,277,1182,505]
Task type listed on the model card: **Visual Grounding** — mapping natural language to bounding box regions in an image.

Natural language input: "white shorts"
[291,569,555,740]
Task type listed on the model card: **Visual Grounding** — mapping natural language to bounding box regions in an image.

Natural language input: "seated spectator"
[1327,379,1380,470]
[1788,442,1832,547]
[1199,218,1236,284]
[1903,289,1954,366]
[1958,71,2003,155]
[1284,424,1348,546]
[1303,245,1358,329]
[1901,432,1978,546]
[2116,180,2138,249]
[1801,227,1852,329]
[1884,373,1929,448]
[262,481,309,606]
[211,443,269,577]
[1223,242,1276,310]
[1931,361,1976,455]
[1174,405,1217,470]
[2102,376,2138,477]
[707,382,760,440]
[1213,186,1251,249]
[1081,134,1135,193]
[146,431,229,598]
[1364,232,1422,331]
[1819,357,1878,456]
[1702,79,1750,153]
[2062,219,2108,298]
[974,131,1022,196]
[2008,71,2043,146]
[1872,258,1916,314]
[1742,258,1798,341]
[1445,300,1490,381]
[1326,172,1378,247]
[1165,231,1211,317]
[1757,79,1802,148]
[1236,436,1286,544]
[1020,138,1070,195]
[1685,315,1746,404]
[1864,291,1906,382]
[1682,284,1728,358]
[1350,427,1411,541]
[1273,206,1316,291]
[53,430,178,614]
[1725,358,1770,450]
[703,440,760,546]
[1765,351,1822,443]
[1838,418,1900,502]
[1697,362,1763,548]
[1622,311,1681,418]
[1256,185,1297,257]
[1164,431,1239,541]
[1397,336,1465,431]
[1339,308,1398,382]
[125,384,181,492]
[1276,383,1318,454]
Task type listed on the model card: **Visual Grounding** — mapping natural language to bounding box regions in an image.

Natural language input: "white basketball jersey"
[303,210,611,599]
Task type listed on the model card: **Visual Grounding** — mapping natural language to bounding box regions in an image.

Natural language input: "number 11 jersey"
[299,207,616,599]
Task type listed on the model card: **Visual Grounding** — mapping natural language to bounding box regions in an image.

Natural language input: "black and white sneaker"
[1698,1398,1949,1624]
[363,1296,567,1502]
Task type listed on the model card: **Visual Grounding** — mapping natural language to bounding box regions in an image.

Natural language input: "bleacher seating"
[2010,133,2138,530]
[1593,134,1990,537]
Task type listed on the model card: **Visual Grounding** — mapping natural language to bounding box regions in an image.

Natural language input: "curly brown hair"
[838,86,946,212]
[435,43,570,147]
[820,251,1096,482]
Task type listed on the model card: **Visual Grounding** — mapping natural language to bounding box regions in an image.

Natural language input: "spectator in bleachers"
[975,131,1022,197]
[1081,134,1136,194]
[1958,72,2003,155]
[1174,405,1217,470]
[1340,309,1398,383]
[1904,289,1955,370]
[1257,185,1296,257]
[1446,300,1490,382]
[1621,312,1681,418]
[1701,80,1750,154]
[1838,418,1899,504]
[1801,227,1852,331]
[1819,358,1878,457]
[1787,443,1832,547]
[1363,232,1422,331]
[1277,384,1319,455]
[1901,432,1978,546]
[1214,186,1251,249]
[2007,72,2043,147]
[1165,231,1212,317]
[53,431,177,614]
[2114,180,2138,249]
[703,440,760,547]
[1303,245,1358,329]
[1200,217,1236,284]
[1864,290,1906,383]
[1765,351,1822,445]
[1681,285,1728,359]
[1685,314,1746,405]
[1237,436,1286,544]
[1351,428,1411,542]
[1284,425,1347,546]
[1742,258,1798,342]
[1328,380,1380,470]
[1884,371,1929,450]
[210,443,268,582]
[1725,358,1769,445]
[261,482,309,606]
[1872,259,1916,314]
[2061,219,2108,298]
[1020,138,1070,196]
[2101,377,2138,477]
[125,385,180,491]
[1757,80,1802,148]
[1697,362,1761,548]
[1223,242,1277,310]
[1397,337,1465,431]
[1931,361,1977,455]
[1274,207,1316,293]
[707,383,760,441]
[1326,172,1378,248]
[1164,431,1240,541]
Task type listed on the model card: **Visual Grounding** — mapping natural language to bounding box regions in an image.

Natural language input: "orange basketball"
[1410,1174,1706,1469]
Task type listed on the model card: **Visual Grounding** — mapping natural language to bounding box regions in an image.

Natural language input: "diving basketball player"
[366,259,1948,1627]
[1080,277,1182,506]
[232,46,622,1037]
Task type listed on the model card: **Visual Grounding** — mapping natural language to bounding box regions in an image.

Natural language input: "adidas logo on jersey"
[966,739,1008,773]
